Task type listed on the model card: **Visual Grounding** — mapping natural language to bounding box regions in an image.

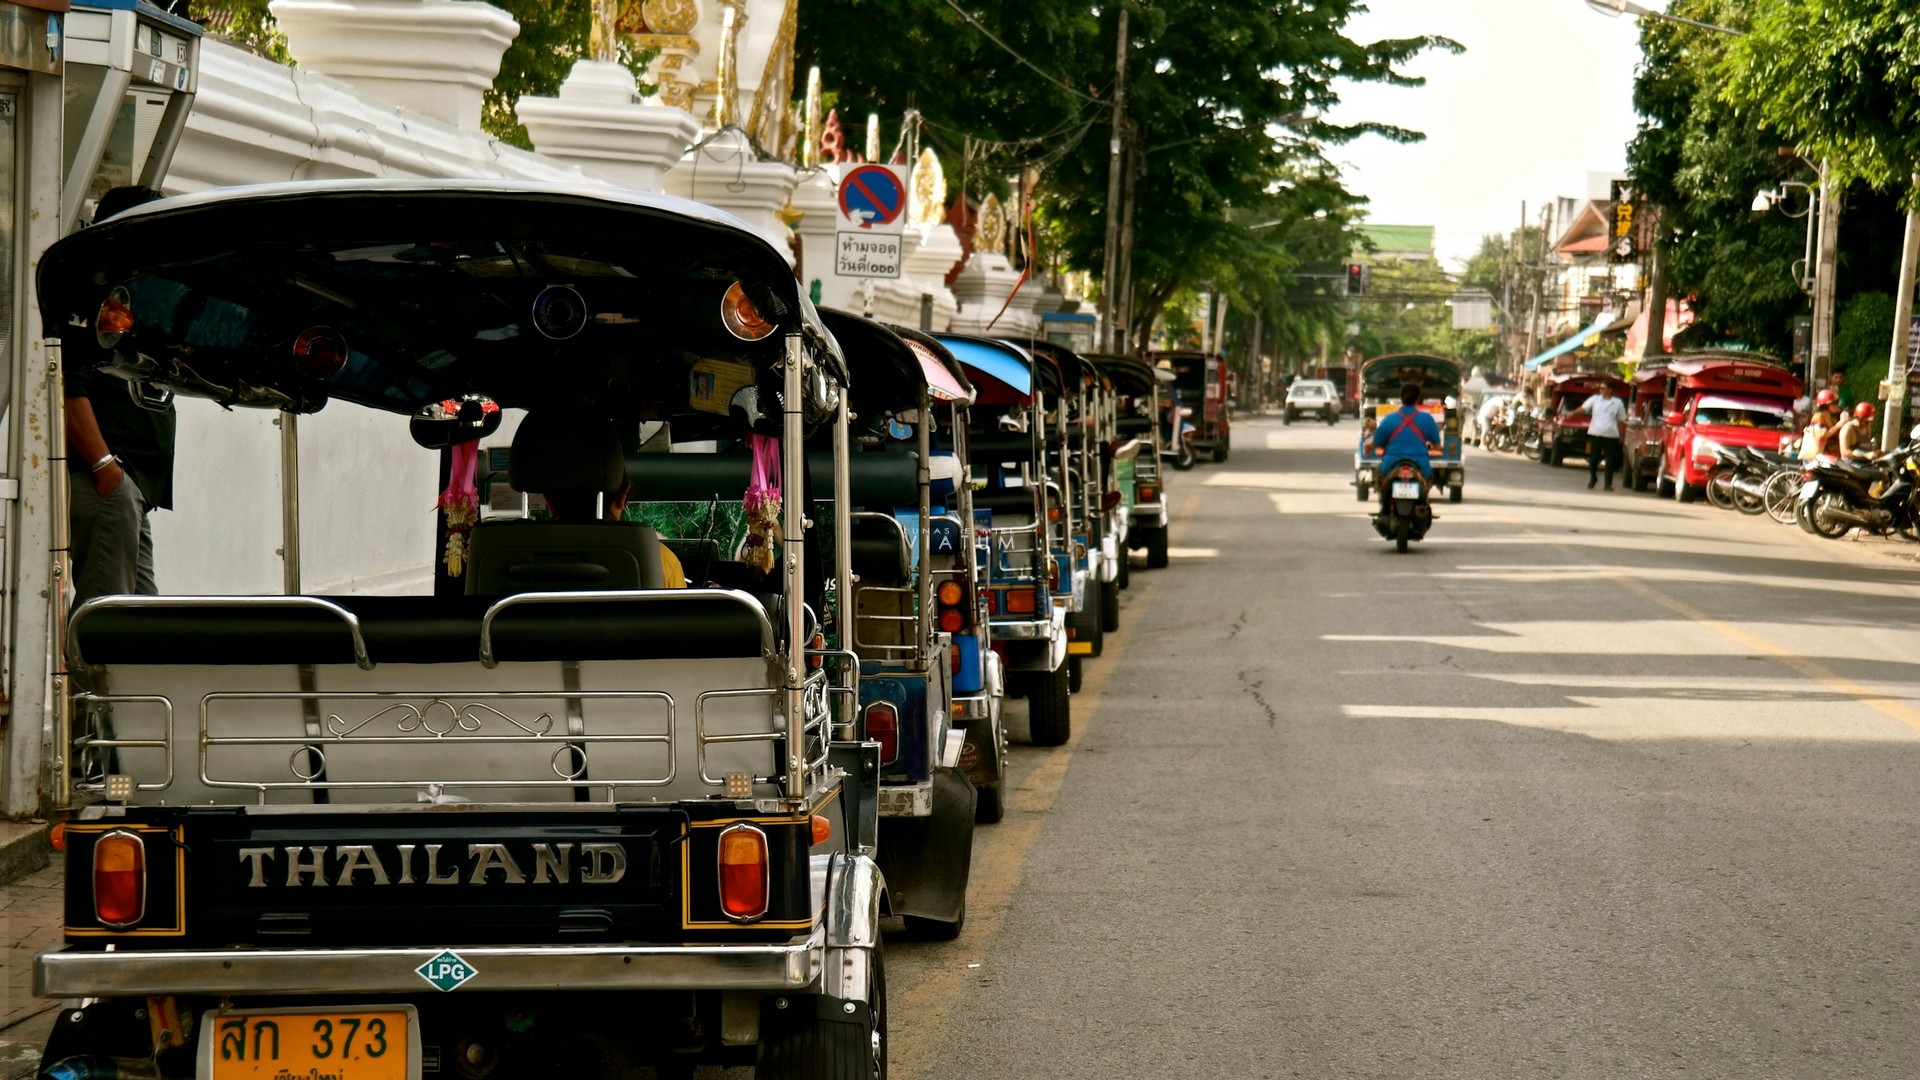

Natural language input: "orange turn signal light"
[937,580,965,606]
[1005,587,1038,614]
[721,281,776,342]
[95,287,134,349]
[810,814,831,845]
[92,830,146,929]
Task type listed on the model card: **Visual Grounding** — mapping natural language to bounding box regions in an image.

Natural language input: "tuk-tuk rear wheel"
[1145,527,1170,569]
[1448,485,1462,504]
[755,940,886,1080]
[1100,579,1121,632]
[1116,552,1131,589]
[1068,657,1083,694]
[1026,661,1071,746]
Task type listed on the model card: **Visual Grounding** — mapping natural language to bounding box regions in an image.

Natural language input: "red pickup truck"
[1647,354,1802,501]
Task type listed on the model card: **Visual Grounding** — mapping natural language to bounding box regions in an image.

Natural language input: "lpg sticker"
[416,949,478,992]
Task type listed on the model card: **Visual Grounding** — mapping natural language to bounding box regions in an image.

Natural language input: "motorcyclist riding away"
[1370,382,1441,504]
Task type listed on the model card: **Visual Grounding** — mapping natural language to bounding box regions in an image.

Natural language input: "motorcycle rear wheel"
[1704,468,1738,511]
[1799,493,1853,539]
[1731,474,1768,515]
[1393,515,1410,554]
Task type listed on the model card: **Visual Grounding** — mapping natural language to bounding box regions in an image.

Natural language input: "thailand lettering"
[236,842,627,887]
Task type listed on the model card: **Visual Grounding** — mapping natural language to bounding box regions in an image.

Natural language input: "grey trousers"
[70,471,155,605]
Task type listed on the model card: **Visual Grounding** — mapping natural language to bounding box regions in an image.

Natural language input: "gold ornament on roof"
[631,0,698,34]
[590,0,618,61]
[976,194,1008,257]
[910,148,946,232]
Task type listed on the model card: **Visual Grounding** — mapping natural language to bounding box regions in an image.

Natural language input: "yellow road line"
[1491,509,1920,734]
[889,485,1200,1079]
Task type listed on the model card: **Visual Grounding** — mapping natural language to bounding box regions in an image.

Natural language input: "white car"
[1284,379,1341,425]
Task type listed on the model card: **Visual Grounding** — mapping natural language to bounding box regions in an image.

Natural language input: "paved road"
[884,416,1920,1080]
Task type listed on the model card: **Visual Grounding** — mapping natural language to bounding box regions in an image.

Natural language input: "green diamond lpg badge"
[416,949,478,992]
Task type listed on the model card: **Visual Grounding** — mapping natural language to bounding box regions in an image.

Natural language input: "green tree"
[798,1,1457,350]
[1720,1,1920,206]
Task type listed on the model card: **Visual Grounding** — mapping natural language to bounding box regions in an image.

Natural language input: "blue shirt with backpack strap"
[1370,405,1440,480]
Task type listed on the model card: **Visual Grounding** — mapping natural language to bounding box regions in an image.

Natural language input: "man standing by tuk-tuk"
[1568,381,1628,491]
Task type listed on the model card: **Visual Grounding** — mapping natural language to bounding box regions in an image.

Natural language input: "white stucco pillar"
[948,250,1028,335]
[790,169,858,309]
[270,0,518,131]
[663,127,798,256]
[517,61,702,194]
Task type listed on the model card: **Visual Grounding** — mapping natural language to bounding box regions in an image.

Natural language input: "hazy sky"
[1324,0,1653,270]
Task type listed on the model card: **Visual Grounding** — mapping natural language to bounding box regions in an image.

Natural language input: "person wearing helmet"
[1837,400,1879,461]
[1797,389,1844,461]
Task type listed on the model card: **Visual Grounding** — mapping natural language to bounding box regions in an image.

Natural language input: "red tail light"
[1138,485,1157,502]
[92,830,146,928]
[292,326,349,380]
[95,287,134,349]
[1005,588,1038,614]
[937,609,965,633]
[865,701,900,765]
[716,824,769,921]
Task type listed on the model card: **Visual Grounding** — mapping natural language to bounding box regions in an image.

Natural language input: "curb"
[0,821,50,887]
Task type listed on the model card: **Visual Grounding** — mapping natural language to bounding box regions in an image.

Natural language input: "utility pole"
[1881,194,1920,453]
[1810,163,1841,386]
[1115,125,1139,353]
[1097,3,1129,354]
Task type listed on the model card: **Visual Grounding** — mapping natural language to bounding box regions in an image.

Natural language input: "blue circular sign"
[839,165,906,229]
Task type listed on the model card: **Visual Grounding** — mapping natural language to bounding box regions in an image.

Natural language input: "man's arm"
[64,395,125,496]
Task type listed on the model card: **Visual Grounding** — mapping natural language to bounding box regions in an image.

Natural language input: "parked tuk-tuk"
[1354,353,1466,503]
[1538,371,1630,468]
[891,326,1008,824]
[1648,352,1801,501]
[937,334,1073,745]
[1092,354,1171,571]
[1151,349,1232,462]
[815,309,978,931]
[35,181,890,1079]
[1025,341,1122,685]
[1623,357,1673,492]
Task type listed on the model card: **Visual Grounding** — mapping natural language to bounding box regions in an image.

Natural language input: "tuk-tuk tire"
[1026,662,1071,746]
[975,781,1005,824]
[1068,657,1083,694]
[904,910,964,941]
[1448,485,1462,504]
[1355,483,1370,503]
[755,941,886,1080]
[1116,552,1131,590]
[1145,527,1169,569]
[1100,579,1120,632]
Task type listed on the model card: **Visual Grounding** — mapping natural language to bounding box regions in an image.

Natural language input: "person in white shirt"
[1569,382,1628,490]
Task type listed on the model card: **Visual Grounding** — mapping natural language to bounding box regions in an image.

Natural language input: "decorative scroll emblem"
[910,148,946,235]
[416,949,477,992]
[636,0,698,34]
[976,194,1008,258]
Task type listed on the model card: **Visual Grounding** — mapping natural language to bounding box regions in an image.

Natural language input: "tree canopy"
[797,0,1457,353]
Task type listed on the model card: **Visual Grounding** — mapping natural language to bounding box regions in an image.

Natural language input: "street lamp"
[1583,0,1744,35]
[1751,177,1820,295]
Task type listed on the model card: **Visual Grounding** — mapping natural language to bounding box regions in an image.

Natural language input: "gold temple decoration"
[744,0,799,153]
[590,0,618,62]
[802,68,822,168]
[909,148,946,233]
[619,0,700,112]
[711,0,744,129]
[976,194,1008,258]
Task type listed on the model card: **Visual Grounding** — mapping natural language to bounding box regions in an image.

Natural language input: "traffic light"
[1345,263,1365,296]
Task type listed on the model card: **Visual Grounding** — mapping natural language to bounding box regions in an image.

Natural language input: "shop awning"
[1522,313,1614,370]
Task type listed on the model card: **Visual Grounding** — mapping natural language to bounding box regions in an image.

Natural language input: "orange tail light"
[1005,587,1038,614]
[716,824,769,921]
[92,830,146,928]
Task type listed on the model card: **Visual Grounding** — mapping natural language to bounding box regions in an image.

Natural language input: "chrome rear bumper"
[37,927,824,998]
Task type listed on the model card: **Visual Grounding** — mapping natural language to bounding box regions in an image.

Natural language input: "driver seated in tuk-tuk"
[508,411,689,588]
[1369,383,1441,504]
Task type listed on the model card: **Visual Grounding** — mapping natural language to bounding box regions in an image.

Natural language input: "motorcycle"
[1513,406,1544,459]
[1704,445,1789,515]
[1372,458,1434,553]
[1795,431,1920,540]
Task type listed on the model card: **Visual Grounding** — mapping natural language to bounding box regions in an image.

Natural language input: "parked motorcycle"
[1705,446,1791,516]
[1795,432,1920,540]
[1372,458,1434,553]
[1164,406,1199,471]
[1513,406,1544,459]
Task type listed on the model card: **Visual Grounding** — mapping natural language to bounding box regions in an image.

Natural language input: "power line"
[937,0,1103,104]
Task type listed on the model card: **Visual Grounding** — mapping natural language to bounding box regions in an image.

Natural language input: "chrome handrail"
[68,595,375,671]
[480,588,776,668]
[70,693,174,793]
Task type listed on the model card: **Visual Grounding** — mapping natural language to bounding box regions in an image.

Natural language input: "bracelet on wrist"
[88,453,116,473]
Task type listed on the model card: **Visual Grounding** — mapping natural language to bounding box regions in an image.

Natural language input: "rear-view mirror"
[410,394,502,449]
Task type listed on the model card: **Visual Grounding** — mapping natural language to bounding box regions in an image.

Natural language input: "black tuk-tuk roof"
[819,308,924,421]
[37,179,845,422]
[1086,353,1157,397]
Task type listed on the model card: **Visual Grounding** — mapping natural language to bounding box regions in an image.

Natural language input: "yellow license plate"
[201,1007,416,1080]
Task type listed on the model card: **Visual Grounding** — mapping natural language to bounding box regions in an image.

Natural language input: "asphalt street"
[883,416,1920,1080]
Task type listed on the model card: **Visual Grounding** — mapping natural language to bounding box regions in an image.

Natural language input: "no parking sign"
[835,163,908,279]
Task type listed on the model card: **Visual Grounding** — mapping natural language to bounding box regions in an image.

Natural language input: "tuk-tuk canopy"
[1359,354,1463,400]
[1087,354,1158,398]
[889,326,974,405]
[37,179,846,427]
[937,333,1033,404]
